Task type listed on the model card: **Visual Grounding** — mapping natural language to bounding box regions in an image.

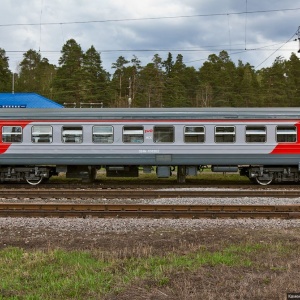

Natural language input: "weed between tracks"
[0,234,299,299]
[49,169,249,186]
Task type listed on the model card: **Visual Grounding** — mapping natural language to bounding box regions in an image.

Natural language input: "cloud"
[0,0,299,73]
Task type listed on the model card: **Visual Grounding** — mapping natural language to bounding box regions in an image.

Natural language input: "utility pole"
[12,73,14,94]
[128,77,132,108]
[294,26,300,53]
[297,26,300,53]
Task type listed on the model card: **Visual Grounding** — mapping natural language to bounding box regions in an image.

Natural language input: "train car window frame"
[184,126,205,143]
[31,125,53,143]
[2,126,22,143]
[245,126,266,143]
[93,125,114,144]
[215,126,235,143]
[62,126,83,143]
[122,126,144,143]
[153,126,174,143]
[276,125,297,143]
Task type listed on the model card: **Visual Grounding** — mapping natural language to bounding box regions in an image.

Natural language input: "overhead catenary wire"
[1,6,299,74]
[245,0,248,50]
[1,5,297,60]
[0,7,300,27]
[255,30,299,68]
[4,41,297,54]
[38,0,43,52]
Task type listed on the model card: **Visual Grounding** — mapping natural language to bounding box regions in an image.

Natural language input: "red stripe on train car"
[271,122,300,154]
[0,121,32,154]
[0,144,10,154]
[271,144,300,154]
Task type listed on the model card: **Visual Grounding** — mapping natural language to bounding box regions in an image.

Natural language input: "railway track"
[1,189,300,199]
[2,183,300,190]
[0,203,299,219]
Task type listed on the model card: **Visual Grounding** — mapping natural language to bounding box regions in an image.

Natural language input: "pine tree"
[0,48,12,92]
[53,39,84,105]
[16,49,56,97]
[285,53,300,106]
[111,56,129,107]
[138,54,164,107]
[82,45,109,107]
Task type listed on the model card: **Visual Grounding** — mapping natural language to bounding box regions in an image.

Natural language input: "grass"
[0,242,283,299]
[50,167,249,185]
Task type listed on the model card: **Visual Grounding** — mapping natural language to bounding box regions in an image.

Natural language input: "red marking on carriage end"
[0,120,32,154]
[271,122,300,154]
[0,144,10,154]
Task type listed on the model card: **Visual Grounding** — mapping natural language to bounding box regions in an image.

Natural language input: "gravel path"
[0,217,300,234]
[1,196,300,205]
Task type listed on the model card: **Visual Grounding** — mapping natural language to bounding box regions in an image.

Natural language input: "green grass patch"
[0,242,270,299]
[50,168,249,184]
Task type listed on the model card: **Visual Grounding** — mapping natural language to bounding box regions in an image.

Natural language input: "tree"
[162,54,186,107]
[285,53,300,106]
[137,54,165,107]
[127,55,142,107]
[181,66,199,106]
[17,49,42,92]
[82,45,110,106]
[162,52,173,76]
[199,51,237,106]
[258,56,288,107]
[0,48,12,92]
[16,49,56,97]
[166,54,198,107]
[111,56,129,107]
[236,61,259,107]
[53,39,84,105]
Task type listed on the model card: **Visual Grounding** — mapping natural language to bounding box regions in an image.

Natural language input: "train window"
[93,126,114,143]
[31,126,53,143]
[184,126,205,143]
[123,126,144,143]
[62,126,83,143]
[246,126,266,143]
[276,126,297,143]
[215,126,235,143]
[154,126,174,143]
[2,126,22,143]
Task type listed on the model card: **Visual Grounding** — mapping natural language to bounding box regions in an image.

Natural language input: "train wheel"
[255,176,273,186]
[26,177,43,185]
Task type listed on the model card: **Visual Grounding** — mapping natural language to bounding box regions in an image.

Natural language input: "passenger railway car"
[1,107,300,185]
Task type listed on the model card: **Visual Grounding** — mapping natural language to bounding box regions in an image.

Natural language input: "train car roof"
[1,107,300,120]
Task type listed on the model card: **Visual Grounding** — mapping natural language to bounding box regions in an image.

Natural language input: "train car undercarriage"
[240,165,300,185]
[1,164,300,185]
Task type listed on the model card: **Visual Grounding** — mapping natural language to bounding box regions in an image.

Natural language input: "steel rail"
[0,203,299,219]
[0,189,300,199]
[1,183,300,190]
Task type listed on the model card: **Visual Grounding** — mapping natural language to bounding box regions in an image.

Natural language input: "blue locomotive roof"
[0,93,63,108]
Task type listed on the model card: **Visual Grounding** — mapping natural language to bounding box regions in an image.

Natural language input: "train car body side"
[1,108,300,185]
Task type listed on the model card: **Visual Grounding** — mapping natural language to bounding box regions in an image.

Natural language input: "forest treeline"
[1,38,300,108]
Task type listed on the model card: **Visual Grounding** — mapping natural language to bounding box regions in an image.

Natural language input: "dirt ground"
[0,220,300,299]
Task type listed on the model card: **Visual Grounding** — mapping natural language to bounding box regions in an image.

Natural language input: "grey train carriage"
[1,107,300,185]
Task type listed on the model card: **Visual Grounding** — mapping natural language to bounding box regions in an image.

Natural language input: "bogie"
[240,166,300,185]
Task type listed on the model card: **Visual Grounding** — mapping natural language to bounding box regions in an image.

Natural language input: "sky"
[0,0,299,74]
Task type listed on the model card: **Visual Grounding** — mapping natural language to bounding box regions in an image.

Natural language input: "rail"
[0,203,299,219]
